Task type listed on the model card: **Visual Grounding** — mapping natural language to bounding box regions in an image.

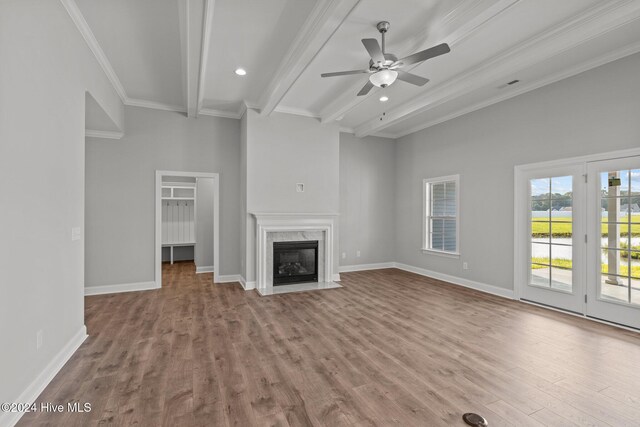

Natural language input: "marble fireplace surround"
[251,213,340,295]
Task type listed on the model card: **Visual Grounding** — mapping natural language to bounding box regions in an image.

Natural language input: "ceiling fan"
[321,21,450,96]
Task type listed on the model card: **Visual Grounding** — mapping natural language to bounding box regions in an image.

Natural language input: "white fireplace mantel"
[251,213,339,294]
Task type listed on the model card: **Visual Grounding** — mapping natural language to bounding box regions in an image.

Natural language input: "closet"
[161,177,196,264]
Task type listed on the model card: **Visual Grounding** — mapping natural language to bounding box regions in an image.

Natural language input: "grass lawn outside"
[531,257,640,277]
[531,215,640,238]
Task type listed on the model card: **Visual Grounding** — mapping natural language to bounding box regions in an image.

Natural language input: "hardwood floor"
[18,262,640,426]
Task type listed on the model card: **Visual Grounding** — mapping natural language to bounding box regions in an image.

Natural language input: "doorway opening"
[155,171,219,286]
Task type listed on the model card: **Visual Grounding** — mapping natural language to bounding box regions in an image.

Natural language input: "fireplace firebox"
[273,240,318,285]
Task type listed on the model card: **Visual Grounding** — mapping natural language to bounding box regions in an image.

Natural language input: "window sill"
[421,248,460,259]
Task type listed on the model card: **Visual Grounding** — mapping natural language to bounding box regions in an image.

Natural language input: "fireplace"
[273,240,318,285]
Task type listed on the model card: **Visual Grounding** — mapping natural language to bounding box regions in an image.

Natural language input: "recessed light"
[379,96,389,102]
[235,68,247,76]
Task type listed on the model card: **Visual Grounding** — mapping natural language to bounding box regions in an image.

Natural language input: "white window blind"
[424,175,459,255]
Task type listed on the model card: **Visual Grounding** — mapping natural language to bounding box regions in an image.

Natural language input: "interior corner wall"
[339,133,396,267]
[85,106,241,287]
[243,110,340,282]
[240,112,248,280]
[0,0,123,414]
[394,52,640,291]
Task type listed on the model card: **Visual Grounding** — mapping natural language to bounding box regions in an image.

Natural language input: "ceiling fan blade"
[395,43,450,67]
[321,70,369,78]
[362,38,385,64]
[396,70,429,86]
[357,80,374,96]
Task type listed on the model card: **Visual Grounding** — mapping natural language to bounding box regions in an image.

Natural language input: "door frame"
[155,170,220,287]
[514,147,640,311]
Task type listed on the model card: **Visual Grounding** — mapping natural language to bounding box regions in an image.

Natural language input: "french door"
[517,164,585,313]
[586,157,640,329]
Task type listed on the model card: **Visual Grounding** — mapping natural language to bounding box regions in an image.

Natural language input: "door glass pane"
[529,175,573,291]
[531,221,549,241]
[531,178,550,197]
[551,221,572,243]
[531,264,550,288]
[600,275,629,303]
[631,170,640,222]
[602,198,627,223]
[599,169,639,305]
[551,244,572,291]
[531,242,549,266]
[551,176,572,195]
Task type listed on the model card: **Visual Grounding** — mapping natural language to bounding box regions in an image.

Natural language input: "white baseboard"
[216,274,241,283]
[394,262,514,300]
[1,325,87,427]
[84,281,158,296]
[339,262,396,273]
[196,265,214,274]
[332,273,341,282]
[239,276,256,290]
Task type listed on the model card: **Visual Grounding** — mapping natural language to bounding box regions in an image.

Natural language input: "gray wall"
[240,113,248,279]
[85,106,241,287]
[0,0,123,410]
[243,110,340,282]
[395,52,640,291]
[339,133,396,267]
[195,177,214,269]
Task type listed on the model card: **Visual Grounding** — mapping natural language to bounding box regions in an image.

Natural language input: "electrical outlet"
[356,250,361,257]
[341,252,346,259]
[463,262,468,270]
[36,330,43,350]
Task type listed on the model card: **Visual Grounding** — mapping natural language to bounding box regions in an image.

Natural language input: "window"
[423,175,459,255]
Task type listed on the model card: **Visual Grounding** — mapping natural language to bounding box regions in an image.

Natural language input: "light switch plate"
[296,183,304,192]
[71,227,81,241]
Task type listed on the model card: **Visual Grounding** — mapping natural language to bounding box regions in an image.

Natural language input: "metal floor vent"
[463,412,488,426]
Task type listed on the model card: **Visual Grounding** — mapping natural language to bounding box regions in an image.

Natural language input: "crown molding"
[198,107,242,119]
[355,0,640,137]
[61,0,127,102]
[124,97,187,113]
[85,129,124,139]
[319,0,520,125]
[237,101,248,119]
[371,131,396,139]
[256,0,361,116]
[273,106,319,119]
[339,126,354,134]
[393,39,640,139]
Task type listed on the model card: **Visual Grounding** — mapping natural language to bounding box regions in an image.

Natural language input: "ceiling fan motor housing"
[377,21,390,33]
[369,53,398,71]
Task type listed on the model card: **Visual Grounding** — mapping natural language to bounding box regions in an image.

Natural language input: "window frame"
[422,174,460,257]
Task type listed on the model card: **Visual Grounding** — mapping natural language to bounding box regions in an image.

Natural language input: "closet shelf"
[162,241,196,246]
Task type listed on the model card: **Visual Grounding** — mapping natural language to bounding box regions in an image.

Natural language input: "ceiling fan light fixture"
[369,69,397,88]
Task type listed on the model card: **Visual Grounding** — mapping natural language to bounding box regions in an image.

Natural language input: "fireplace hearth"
[273,240,318,285]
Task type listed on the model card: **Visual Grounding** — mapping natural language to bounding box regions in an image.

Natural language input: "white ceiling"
[70,0,640,138]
